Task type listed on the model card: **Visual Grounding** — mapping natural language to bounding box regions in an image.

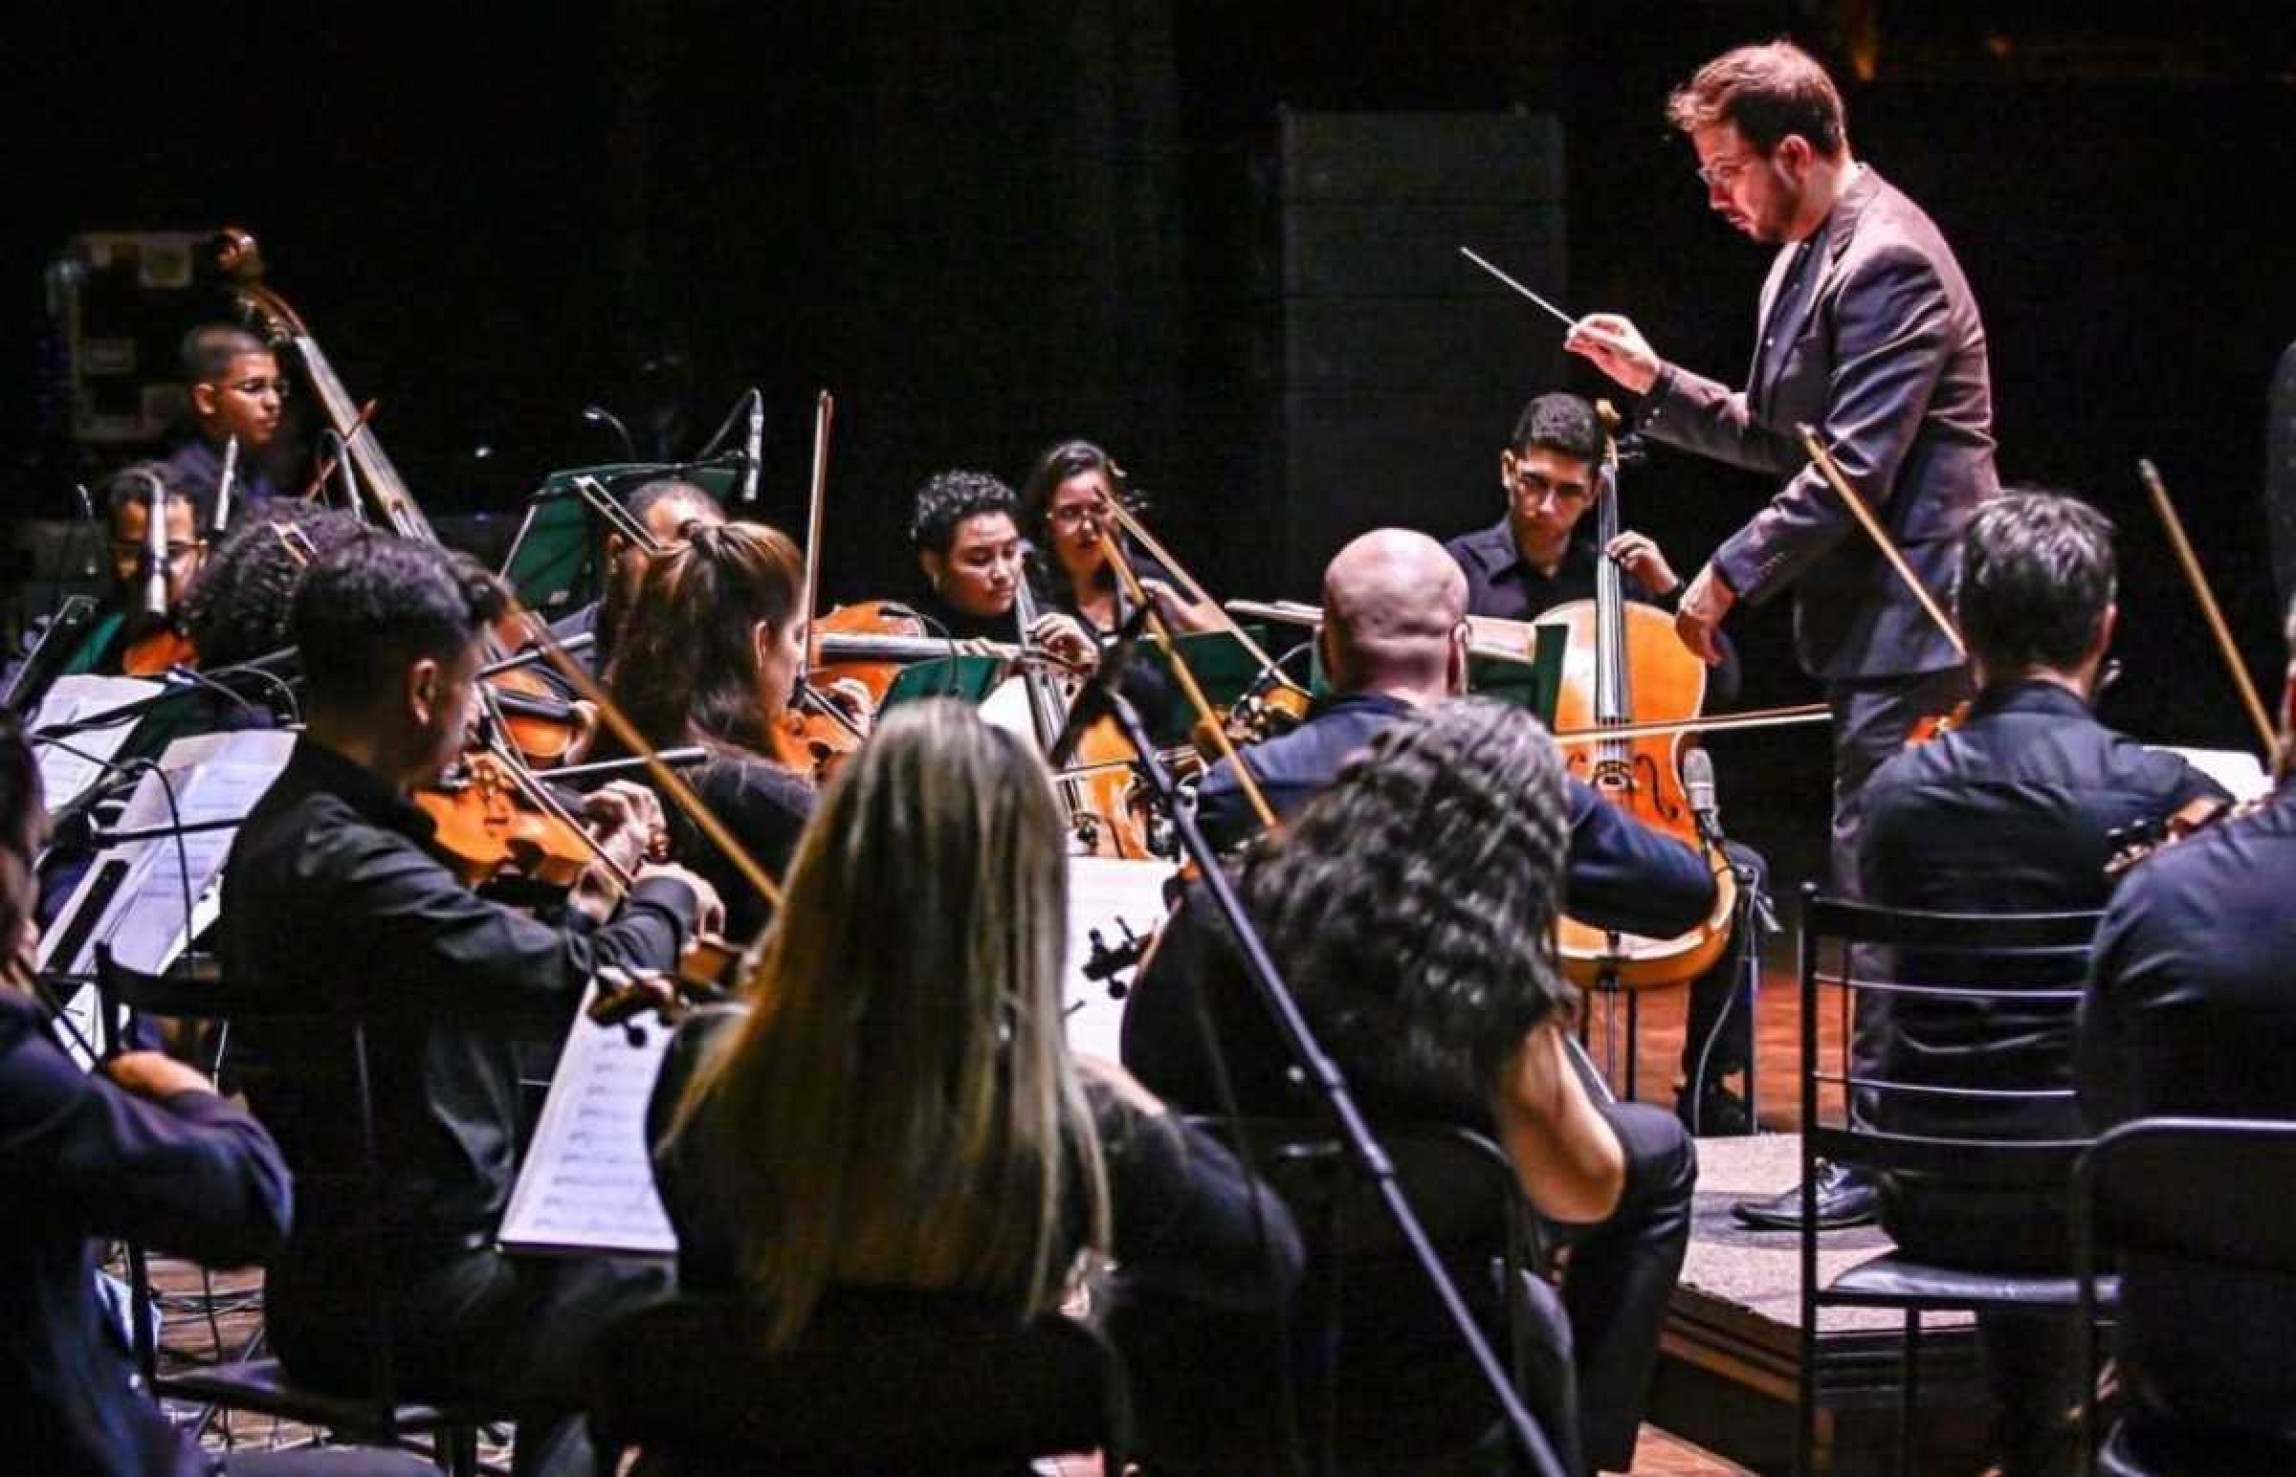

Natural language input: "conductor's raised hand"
[1565,314,1661,396]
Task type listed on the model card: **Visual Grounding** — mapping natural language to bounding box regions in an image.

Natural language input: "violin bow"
[506,593,785,910]
[1796,424,1967,661]
[789,393,867,739]
[2138,458,2278,755]
[1097,530,1282,834]
[1098,498,1311,696]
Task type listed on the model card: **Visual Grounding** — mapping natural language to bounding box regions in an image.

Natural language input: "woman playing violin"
[647,699,1299,1349]
[607,520,822,943]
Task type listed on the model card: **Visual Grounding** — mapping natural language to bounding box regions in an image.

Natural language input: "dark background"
[9,1,2294,890]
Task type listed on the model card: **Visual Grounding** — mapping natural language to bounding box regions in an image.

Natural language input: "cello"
[1548,407,1736,990]
[214,228,588,766]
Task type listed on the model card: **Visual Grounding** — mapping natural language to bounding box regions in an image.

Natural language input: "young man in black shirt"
[221,533,723,1477]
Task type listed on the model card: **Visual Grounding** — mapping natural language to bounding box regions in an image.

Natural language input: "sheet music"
[2156,746,2272,803]
[497,979,678,1257]
[27,675,164,812]
[1063,856,1176,1062]
[38,730,295,981]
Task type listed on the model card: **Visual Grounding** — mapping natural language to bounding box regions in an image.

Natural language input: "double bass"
[1549,409,1736,990]
[214,228,588,766]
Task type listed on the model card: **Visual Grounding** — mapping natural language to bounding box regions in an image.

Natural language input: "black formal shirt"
[657,752,813,945]
[1442,519,1741,705]
[0,991,291,1477]
[1195,691,1716,940]
[2079,779,2296,1130]
[649,1004,1301,1312]
[2075,780,2296,1443]
[1857,680,2226,1145]
[221,737,699,1258]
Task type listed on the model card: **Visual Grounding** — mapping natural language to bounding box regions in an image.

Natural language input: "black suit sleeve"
[0,1000,291,1266]
[1564,779,1718,938]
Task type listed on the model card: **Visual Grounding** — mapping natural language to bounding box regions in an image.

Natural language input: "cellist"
[1017,439,1220,639]
[904,468,1100,664]
[1440,391,1763,1136]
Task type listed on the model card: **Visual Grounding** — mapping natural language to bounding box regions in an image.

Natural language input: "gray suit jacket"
[1639,167,1996,681]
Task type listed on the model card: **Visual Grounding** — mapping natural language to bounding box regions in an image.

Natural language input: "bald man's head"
[1321,529,1469,698]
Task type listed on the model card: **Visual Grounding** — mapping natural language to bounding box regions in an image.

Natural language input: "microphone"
[1047,602,1150,770]
[580,404,636,461]
[1683,748,1723,845]
[737,389,762,504]
[213,435,240,534]
[137,470,169,620]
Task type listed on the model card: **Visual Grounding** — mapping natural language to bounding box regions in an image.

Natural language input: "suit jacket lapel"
[1751,168,1885,417]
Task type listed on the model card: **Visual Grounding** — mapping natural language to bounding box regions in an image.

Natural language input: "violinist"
[60,464,208,677]
[648,700,1299,1385]
[159,324,285,524]
[1017,439,1218,639]
[545,478,726,687]
[2074,593,2296,1471]
[1194,528,1717,941]
[606,520,817,943]
[1443,390,1757,1135]
[219,533,724,1477]
[1792,492,2222,1476]
[905,468,1099,665]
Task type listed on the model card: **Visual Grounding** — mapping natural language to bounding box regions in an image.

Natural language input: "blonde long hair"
[664,699,1109,1346]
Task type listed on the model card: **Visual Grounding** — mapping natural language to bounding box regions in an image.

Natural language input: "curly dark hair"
[1240,698,1574,1117]
[907,469,1018,556]
[181,509,367,669]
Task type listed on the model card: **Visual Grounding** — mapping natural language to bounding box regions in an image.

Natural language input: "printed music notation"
[1062,856,1176,1061]
[497,979,678,1257]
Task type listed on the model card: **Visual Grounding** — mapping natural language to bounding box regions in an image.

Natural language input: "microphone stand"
[1082,671,1569,1477]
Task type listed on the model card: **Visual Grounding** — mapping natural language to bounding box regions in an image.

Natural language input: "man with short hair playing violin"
[221,531,723,1477]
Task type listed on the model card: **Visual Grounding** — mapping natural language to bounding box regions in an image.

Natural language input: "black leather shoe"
[1730,1160,1879,1230]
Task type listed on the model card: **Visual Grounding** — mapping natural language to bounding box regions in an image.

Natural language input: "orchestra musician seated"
[0,711,298,1476]
[1826,490,2224,1476]
[60,465,209,677]
[2075,592,2296,1471]
[1017,438,1219,639]
[546,477,726,686]
[1128,698,1699,1475]
[1195,528,1717,941]
[1443,390,1762,1136]
[906,468,1100,667]
[161,324,286,523]
[605,520,820,942]
[645,700,1301,1433]
[219,533,725,1477]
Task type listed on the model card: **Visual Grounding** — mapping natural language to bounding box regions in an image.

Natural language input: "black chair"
[1125,1116,1573,1476]
[1795,889,2113,1477]
[2073,1116,2296,1476]
[581,1288,1129,1474]
[97,946,498,1475]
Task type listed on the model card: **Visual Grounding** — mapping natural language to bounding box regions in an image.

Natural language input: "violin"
[2104,792,2262,878]
[216,228,585,767]
[120,626,199,677]
[1549,406,1736,991]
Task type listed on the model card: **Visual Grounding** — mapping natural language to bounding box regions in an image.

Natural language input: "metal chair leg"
[1899,1310,1921,1476]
